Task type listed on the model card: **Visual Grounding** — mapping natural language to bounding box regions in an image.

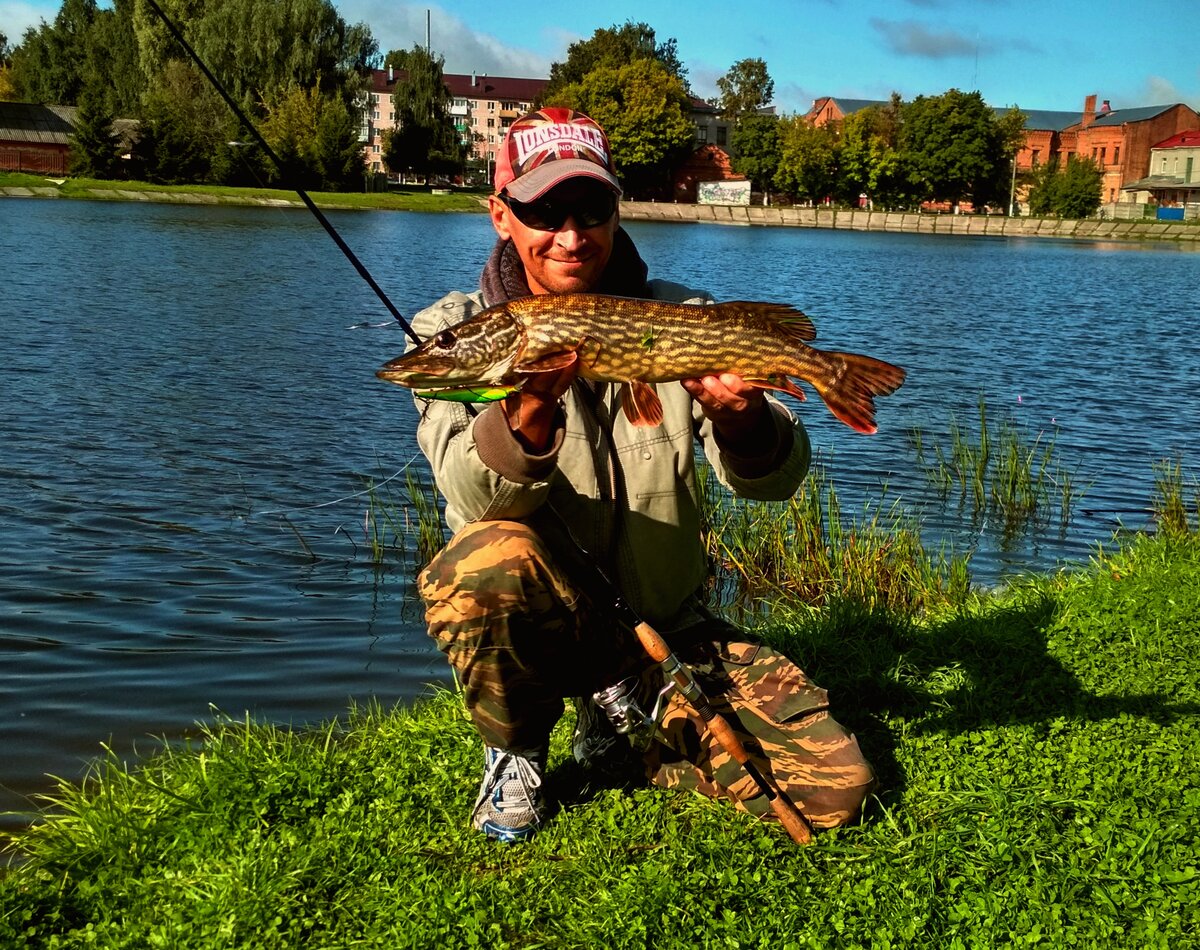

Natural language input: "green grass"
[3,529,1198,948]
[910,395,1079,540]
[0,171,487,213]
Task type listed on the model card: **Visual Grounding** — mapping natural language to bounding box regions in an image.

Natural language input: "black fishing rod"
[148,0,813,844]
[142,0,419,345]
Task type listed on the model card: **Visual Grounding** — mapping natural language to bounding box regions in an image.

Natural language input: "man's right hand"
[501,357,579,453]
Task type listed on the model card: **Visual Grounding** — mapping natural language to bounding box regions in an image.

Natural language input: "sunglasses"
[500,189,617,231]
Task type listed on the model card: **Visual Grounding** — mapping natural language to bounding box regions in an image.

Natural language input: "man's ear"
[488,195,513,240]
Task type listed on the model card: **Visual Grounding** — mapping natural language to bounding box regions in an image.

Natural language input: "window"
[716,126,727,146]
[1032,148,1041,166]
[1099,147,1106,164]
[1113,146,1120,165]
[487,118,495,128]
[488,101,495,111]
[696,124,708,143]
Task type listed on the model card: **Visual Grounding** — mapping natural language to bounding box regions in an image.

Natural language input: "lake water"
[2,197,1198,828]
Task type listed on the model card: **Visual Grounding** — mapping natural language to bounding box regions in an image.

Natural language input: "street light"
[1009,152,1018,217]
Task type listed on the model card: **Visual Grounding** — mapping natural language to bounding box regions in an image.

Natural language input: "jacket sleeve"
[411,291,566,530]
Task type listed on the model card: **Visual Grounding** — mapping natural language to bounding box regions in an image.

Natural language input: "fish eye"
[433,329,456,348]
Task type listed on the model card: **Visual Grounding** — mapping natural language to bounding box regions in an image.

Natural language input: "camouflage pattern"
[644,638,876,829]
[419,519,875,828]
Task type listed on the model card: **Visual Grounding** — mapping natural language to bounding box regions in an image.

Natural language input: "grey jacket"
[411,279,811,628]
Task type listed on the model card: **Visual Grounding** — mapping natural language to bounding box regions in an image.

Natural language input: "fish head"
[376,308,524,389]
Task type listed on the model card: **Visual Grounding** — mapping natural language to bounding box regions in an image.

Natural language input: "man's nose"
[555,216,589,245]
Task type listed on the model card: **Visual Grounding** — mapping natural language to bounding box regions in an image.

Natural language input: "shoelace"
[472,750,543,818]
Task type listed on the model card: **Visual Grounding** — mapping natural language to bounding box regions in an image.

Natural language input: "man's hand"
[501,357,579,452]
[681,374,772,453]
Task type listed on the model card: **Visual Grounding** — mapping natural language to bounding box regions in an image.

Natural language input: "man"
[410,107,874,842]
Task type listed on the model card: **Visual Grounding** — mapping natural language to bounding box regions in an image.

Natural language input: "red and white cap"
[493,108,622,201]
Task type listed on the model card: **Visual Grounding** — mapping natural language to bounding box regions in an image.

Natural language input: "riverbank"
[3,528,1198,948]
[6,173,1196,244]
[620,199,1200,244]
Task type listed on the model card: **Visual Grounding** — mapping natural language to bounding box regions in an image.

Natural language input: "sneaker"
[471,746,545,842]
[572,694,625,770]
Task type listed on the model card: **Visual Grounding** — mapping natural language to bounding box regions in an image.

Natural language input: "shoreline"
[619,199,1200,244]
[5,181,1197,244]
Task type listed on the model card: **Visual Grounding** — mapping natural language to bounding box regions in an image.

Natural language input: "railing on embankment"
[619,201,1200,244]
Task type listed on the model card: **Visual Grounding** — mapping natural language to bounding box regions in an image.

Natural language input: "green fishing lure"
[414,386,514,404]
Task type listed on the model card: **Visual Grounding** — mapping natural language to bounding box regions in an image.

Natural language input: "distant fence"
[0,147,67,176]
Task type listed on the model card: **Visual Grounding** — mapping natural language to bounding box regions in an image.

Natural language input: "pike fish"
[377,294,906,434]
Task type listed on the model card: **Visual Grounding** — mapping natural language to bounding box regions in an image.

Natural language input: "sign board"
[697,180,751,206]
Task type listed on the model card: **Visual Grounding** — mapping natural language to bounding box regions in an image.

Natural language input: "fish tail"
[809,352,907,435]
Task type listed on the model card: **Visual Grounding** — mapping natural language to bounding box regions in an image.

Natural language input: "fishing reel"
[591,674,676,751]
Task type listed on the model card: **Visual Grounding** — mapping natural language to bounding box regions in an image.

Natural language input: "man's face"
[489,179,619,295]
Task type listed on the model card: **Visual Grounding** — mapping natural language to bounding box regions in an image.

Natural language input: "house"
[0,102,77,175]
[362,68,545,176]
[1120,130,1200,210]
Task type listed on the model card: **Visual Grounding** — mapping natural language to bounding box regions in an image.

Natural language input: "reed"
[911,394,1078,537]
[362,469,446,569]
[699,463,971,615]
[1151,457,1199,536]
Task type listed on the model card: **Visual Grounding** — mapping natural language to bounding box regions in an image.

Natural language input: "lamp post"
[1009,152,1018,217]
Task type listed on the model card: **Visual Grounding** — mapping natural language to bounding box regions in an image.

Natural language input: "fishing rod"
[147,0,813,845]
[142,0,419,345]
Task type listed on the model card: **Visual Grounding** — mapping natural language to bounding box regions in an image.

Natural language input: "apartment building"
[362,68,545,176]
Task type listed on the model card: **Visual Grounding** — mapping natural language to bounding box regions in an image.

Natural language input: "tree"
[9,0,99,104]
[313,94,365,190]
[554,57,694,199]
[69,83,123,177]
[836,104,909,208]
[774,116,838,204]
[134,58,229,184]
[900,89,1017,210]
[0,30,16,101]
[541,21,689,104]
[1027,156,1102,219]
[382,45,463,181]
[730,113,780,198]
[716,57,773,122]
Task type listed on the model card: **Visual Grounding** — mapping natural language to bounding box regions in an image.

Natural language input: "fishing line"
[249,452,426,519]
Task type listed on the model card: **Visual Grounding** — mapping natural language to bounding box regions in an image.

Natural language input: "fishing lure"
[414,387,515,404]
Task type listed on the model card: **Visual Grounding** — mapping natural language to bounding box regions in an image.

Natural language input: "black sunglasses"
[500,188,617,231]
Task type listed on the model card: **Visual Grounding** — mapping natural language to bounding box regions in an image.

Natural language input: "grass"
[2,524,1198,946]
[0,171,487,213]
[699,463,971,615]
[909,395,1079,540]
[362,468,446,568]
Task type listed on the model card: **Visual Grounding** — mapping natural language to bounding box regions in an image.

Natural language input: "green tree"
[313,94,365,190]
[0,30,16,101]
[541,21,689,104]
[134,58,229,184]
[69,82,123,177]
[730,113,780,198]
[85,0,143,116]
[9,0,99,104]
[900,88,1013,209]
[1027,156,1102,219]
[774,116,838,204]
[555,57,694,199]
[716,57,773,122]
[382,45,463,181]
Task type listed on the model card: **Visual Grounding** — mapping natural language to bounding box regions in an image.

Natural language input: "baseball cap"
[494,107,622,201]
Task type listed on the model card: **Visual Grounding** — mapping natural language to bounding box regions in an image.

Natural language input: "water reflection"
[1,199,1197,828]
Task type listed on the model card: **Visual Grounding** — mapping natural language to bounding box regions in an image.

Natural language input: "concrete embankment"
[619,200,1200,244]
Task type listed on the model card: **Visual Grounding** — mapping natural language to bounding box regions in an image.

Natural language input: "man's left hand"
[681,374,771,450]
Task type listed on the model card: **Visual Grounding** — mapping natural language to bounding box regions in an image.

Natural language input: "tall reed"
[910,394,1078,539]
[1151,457,1199,536]
[362,469,446,569]
[698,463,971,615]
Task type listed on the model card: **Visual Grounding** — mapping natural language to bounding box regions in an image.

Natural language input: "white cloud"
[340,1,553,78]
[0,1,50,42]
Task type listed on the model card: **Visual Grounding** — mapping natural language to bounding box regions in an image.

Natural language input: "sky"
[4,0,1199,116]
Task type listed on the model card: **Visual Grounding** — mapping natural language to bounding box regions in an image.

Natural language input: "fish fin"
[813,353,907,434]
[620,381,664,427]
[716,301,817,342]
[744,375,808,402]
[515,349,579,373]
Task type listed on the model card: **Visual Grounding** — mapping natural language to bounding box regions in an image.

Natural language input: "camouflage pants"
[418,520,875,829]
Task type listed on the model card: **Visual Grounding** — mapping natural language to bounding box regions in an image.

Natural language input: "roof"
[1152,129,1200,149]
[1090,104,1176,126]
[369,68,546,103]
[1121,174,1200,192]
[0,102,77,145]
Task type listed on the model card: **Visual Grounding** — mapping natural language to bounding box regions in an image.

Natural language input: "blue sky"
[4,0,1199,116]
